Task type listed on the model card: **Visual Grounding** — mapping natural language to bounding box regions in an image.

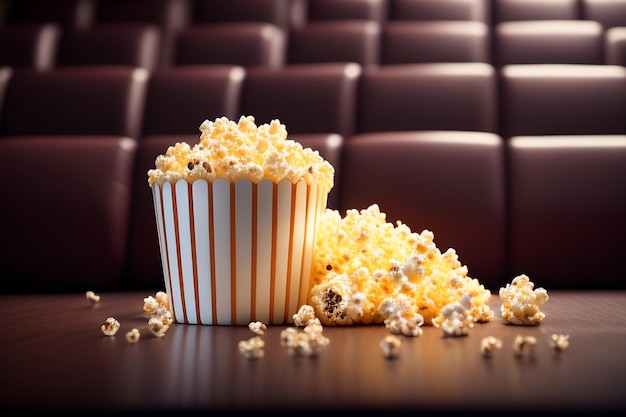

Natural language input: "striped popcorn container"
[151,177,328,325]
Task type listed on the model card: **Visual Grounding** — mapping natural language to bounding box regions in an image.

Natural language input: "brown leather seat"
[1,66,149,139]
[0,66,12,129]
[193,0,299,31]
[605,26,626,66]
[507,135,626,289]
[174,23,286,68]
[0,22,61,70]
[0,136,138,292]
[357,62,498,133]
[381,20,491,64]
[493,0,580,23]
[307,0,388,23]
[288,20,381,66]
[5,0,96,29]
[339,131,507,290]
[582,0,626,29]
[389,0,490,23]
[499,64,626,138]
[493,20,604,67]
[57,23,162,71]
[240,62,361,138]
[94,0,191,68]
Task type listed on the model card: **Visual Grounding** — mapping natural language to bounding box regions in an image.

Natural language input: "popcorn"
[380,335,402,358]
[513,335,537,357]
[379,295,424,337]
[126,328,141,344]
[499,274,549,325]
[238,336,265,360]
[432,293,474,337]
[292,304,317,327]
[248,321,267,336]
[308,204,493,327]
[549,334,570,352]
[85,290,100,305]
[480,336,503,357]
[101,317,120,336]
[280,318,330,357]
[148,115,334,194]
[144,291,173,337]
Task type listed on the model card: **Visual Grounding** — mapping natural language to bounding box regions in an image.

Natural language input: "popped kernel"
[280,318,330,357]
[432,293,474,337]
[513,335,537,357]
[238,336,265,360]
[248,321,267,336]
[101,317,120,336]
[480,336,503,357]
[126,328,141,344]
[292,304,317,327]
[148,314,171,337]
[499,274,549,325]
[549,334,570,352]
[380,335,402,359]
[85,290,100,305]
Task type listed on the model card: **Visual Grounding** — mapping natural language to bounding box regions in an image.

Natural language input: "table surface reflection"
[0,290,625,414]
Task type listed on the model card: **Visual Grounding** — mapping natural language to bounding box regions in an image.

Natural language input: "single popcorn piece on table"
[248,321,267,336]
[499,274,549,325]
[513,335,537,357]
[238,336,265,360]
[308,204,493,327]
[380,335,402,359]
[126,328,141,344]
[292,304,318,327]
[85,290,100,305]
[480,336,503,357]
[432,293,475,337]
[101,317,120,336]
[280,318,330,357]
[549,334,570,352]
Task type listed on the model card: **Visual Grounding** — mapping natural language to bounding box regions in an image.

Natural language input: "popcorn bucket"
[151,178,327,325]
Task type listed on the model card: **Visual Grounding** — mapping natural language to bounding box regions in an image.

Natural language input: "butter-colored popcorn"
[499,274,549,325]
[380,335,402,358]
[308,204,493,326]
[147,313,172,337]
[248,321,267,336]
[280,318,330,357]
[379,295,424,337]
[238,336,265,360]
[292,304,317,327]
[147,115,334,195]
[480,336,503,357]
[101,317,120,336]
[86,290,100,305]
[432,293,474,337]
[126,328,141,344]
[143,291,173,337]
[513,335,537,357]
[549,334,570,351]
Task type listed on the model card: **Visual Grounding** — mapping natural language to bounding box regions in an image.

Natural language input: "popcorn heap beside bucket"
[148,116,334,325]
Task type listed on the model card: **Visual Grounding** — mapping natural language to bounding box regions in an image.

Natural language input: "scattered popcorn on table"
[432,293,474,337]
[101,317,120,336]
[480,336,503,357]
[126,328,141,344]
[549,334,570,352]
[309,204,493,327]
[248,321,267,336]
[379,295,424,336]
[292,304,317,327]
[144,291,173,337]
[85,290,100,305]
[380,335,402,359]
[148,315,171,337]
[238,336,265,360]
[280,318,330,357]
[513,335,537,357]
[499,274,549,325]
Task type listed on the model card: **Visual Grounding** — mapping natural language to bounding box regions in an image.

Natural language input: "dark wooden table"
[1,290,624,415]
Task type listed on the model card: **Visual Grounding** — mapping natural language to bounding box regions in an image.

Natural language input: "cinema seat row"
[0,61,624,295]
[2,0,626,70]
